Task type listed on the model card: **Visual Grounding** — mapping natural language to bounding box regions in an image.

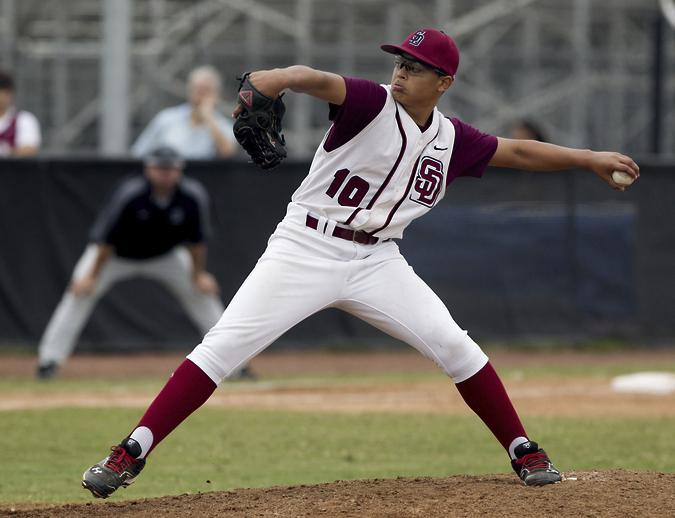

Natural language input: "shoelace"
[104,446,136,474]
[518,451,551,471]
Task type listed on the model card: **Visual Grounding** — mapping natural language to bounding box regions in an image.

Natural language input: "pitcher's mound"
[8,470,675,517]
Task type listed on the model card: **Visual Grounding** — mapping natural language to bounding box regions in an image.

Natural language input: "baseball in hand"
[611,170,635,187]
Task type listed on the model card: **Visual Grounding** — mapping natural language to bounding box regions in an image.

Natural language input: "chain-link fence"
[1,0,673,157]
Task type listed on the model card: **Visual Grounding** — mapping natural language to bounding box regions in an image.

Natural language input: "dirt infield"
[2,351,675,417]
[5,349,675,379]
[2,351,674,517]
[5,471,674,517]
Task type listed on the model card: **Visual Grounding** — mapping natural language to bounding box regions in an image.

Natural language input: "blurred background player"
[36,146,253,380]
[131,66,237,159]
[0,70,41,157]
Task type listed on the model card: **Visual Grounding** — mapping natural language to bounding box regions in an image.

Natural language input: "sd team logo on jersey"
[409,156,444,207]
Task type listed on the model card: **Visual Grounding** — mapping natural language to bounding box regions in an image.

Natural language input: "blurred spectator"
[509,118,547,142]
[132,66,237,159]
[0,70,41,156]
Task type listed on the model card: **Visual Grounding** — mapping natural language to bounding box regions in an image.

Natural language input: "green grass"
[2,350,674,506]
[1,407,673,505]
[498,360,675,380]
[0,377,168,395]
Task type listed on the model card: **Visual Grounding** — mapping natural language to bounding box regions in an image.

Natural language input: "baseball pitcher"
[82,28,639,497]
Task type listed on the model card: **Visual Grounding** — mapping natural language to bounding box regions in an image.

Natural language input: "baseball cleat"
[82,443,145,498]
[35,361,59,380]
[511,441,562,486]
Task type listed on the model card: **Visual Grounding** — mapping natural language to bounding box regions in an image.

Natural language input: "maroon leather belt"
[305,214,379,245]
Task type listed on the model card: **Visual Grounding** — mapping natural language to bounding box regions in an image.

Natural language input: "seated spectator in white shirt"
[0,70,41,157]
[132,66,237,159]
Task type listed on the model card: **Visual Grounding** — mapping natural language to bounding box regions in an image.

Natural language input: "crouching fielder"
[37,147,225,379]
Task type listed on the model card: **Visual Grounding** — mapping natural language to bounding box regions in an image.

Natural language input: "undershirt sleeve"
[448,118,498,179]
[323,77,388,152]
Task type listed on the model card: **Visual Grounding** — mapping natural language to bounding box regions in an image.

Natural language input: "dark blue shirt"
[89,176,211,259]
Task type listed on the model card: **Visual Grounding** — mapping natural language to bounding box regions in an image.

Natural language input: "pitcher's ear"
[438,76,454,93]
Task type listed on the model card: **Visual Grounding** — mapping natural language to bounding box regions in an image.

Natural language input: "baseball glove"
[233,73,287,170]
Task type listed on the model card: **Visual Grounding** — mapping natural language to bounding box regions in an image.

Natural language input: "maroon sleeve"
[447,118,498,179]
[323,77,387,152]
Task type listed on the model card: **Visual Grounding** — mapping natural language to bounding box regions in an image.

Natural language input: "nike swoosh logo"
[433,145,448,150]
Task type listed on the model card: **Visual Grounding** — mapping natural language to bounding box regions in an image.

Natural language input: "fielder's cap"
[381,28,459,77]
[144,146,185,169]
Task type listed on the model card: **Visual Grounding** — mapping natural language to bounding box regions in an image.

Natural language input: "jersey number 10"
[325,169,370,207]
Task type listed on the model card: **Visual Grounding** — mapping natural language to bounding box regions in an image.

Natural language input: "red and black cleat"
[511,441,562,486]
[82,442,146,498]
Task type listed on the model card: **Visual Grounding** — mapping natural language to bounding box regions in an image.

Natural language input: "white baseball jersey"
[291,85,456,240]
[189,77,497,386]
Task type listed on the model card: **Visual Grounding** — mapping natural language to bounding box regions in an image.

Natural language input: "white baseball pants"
[38,245,224,365]
[188,205,488,384]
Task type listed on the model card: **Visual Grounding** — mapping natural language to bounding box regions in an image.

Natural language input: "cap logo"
[409,30,426,47]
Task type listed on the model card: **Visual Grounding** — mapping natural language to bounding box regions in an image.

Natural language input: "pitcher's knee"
[187,339,253,385]
[186,346,227,385]
[434,333,488,383]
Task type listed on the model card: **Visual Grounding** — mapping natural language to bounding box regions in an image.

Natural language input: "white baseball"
[611,170,635,187]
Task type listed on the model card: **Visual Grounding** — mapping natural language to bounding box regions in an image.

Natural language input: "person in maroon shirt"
[0,70,41,156]
[82,28,640,498]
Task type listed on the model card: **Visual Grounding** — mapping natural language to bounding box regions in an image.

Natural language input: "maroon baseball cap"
[381,28,459,77]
